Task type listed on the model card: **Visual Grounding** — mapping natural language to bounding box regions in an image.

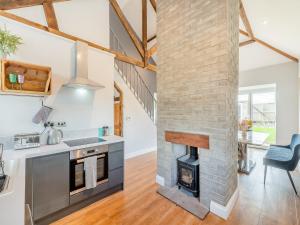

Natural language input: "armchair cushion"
[263,147,293,170]
[270,144,290,149]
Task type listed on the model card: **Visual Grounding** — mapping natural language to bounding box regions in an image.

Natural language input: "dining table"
[238,131,269,174]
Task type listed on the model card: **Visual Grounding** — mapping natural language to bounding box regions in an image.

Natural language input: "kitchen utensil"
[98,127,103,137]
[17,74,25,90]
[9,73,17,89]
[32,105,53,124]
[14,133,41,150]
[103,126,109,136]
[47,124,63,145]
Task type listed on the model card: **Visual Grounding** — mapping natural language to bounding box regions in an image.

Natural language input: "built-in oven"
[69,145,108,195]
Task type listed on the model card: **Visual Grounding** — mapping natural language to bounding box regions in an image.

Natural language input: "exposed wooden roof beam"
[43,1,59,30]
[0,0,69,10]
[239,29,298,62]
[239,39,255,47]
[239,0,254,39]
[147,44,157,57]
[146,63,156,72]
[142,0,148,66]
[149,0,156,12]
[147,34,156,43]
[0,10,157,72]
[109,0,144,58]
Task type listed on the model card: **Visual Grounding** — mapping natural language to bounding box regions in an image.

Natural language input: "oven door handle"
[76,154,106,163]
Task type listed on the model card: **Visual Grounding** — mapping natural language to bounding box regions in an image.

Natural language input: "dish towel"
[84,156,98,189]
[32,106,53,124]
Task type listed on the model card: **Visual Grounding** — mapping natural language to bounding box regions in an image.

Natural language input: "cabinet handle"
[76,154,106,163]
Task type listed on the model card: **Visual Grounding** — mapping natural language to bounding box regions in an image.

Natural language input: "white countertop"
[3,135,124,160]
[0,135,123,225]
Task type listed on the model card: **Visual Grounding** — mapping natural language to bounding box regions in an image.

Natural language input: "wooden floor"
[52,149,300,225]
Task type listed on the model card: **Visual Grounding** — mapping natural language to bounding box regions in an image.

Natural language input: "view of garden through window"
[238,85,276,144]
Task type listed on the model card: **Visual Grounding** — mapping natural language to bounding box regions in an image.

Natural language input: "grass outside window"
[252,126,276,144]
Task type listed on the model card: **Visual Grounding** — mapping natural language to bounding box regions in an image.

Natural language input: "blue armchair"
[263,134,300,195]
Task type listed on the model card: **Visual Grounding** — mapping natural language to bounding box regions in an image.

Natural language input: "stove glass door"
[70,160,85,194]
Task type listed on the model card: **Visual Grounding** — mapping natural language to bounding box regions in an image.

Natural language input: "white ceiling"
[117,0,156,40]
[119,0,300,71]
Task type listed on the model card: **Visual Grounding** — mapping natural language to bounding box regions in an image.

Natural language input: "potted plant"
[0,26,22,59]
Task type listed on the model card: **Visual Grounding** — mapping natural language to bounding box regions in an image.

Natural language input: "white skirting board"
[156,174,165,186]
[125,148,156,159]
[210,187,239,220]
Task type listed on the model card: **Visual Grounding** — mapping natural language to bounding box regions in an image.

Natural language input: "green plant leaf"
[0,26,23,58]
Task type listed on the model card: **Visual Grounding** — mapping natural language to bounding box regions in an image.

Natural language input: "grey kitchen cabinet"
[108,142,124,153]
[109,167,124,187]
[26,152,70,221]
[109,150,124,170]
[108,142,124,188]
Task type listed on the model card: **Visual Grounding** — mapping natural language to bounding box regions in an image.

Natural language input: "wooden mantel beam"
[109,0,145,58]
[165,131,210,149]
[239,29,299,63]
[0,0,69,10]
[0,10,157,72]
[43,1,59,30]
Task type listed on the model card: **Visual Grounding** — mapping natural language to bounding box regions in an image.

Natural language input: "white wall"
[114,71,157,158]
[0,0,114,137]
[239,62,299,145]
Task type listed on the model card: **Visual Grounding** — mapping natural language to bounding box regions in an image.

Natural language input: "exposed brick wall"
[156,0,239,207]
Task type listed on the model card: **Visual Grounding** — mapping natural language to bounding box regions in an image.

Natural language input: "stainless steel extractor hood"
[64,41,105,90]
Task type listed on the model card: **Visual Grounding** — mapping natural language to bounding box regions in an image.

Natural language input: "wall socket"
[44,121,67,127]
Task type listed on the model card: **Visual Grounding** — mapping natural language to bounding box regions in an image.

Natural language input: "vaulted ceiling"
[118,0,300,71]
[0,0,299,72]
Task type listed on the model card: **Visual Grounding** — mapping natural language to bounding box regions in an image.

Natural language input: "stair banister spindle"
[110,29,156,123]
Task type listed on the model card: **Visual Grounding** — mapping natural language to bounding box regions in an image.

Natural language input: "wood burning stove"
[177,146,199,197]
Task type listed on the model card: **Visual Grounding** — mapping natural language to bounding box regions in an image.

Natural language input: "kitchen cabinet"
[25,142,124,224]
[26,152,69,221]
[108,142,124,188]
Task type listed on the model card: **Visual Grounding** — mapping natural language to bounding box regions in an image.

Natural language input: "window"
[238,84,276,144]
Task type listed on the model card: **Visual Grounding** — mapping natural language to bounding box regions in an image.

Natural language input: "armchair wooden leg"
[264,165,267,186]
[287,171,298,195]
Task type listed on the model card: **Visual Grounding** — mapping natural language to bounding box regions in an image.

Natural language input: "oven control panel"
[70,145,108,160]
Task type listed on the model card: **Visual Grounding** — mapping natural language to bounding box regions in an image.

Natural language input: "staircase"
[110,30,157,122]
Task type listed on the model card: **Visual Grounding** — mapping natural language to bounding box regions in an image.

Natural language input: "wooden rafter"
[142,0,148,67]
[147,34,156,43]
[239,0,254,39]
[147,63,156,72]
[0,0,69,10]
[0,10,157,72]
[240,29,298,62]
[147,44,157,58]
[43,1,59,30]
[149,0,156,12]
[239,39,255,47]
[109,0,144,58]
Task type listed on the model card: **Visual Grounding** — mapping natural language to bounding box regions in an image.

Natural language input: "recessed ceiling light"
[262,20,269,25]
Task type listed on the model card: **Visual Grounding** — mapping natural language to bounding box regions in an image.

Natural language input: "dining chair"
[263,134,300,195]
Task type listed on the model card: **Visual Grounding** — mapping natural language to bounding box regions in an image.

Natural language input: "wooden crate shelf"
[0,60,52,96]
